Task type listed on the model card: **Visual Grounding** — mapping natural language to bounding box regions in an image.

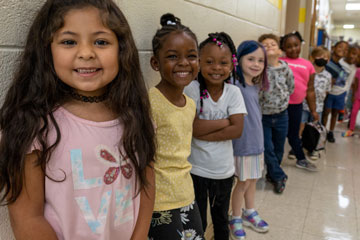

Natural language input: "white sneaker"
[308,151,319,160]
[288,150,296,160]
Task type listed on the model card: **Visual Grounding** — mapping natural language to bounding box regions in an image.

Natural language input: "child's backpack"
[301,122,327,153]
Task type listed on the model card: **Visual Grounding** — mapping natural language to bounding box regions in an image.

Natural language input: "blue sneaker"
[229,217,246,239]
[242,210,269,233]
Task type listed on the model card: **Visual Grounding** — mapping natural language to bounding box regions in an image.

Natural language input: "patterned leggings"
[148,201,204,240]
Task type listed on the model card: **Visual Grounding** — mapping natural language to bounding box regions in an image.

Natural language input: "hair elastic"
[232,54,238,66]
[166,20,176,25]
[212,38,223,48]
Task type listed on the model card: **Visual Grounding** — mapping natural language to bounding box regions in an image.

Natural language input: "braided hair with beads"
[197,32,238,114]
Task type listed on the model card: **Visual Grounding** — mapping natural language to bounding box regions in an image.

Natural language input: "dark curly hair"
[0,0,155,204]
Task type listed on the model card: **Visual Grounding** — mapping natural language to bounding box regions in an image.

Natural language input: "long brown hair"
[0,0,155,204]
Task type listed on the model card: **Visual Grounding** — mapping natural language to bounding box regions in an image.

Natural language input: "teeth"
[211,74,221,79]
[176,72,189,77]
[77,68,97,74]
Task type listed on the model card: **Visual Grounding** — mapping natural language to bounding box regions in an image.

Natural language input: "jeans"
[191,174,233,240]
[301,110,322,123]
[262,110,288,181]
[287,104,305,160]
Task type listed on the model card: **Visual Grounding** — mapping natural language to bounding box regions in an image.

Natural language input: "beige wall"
[285,0,315,59]
[0,0,284,239]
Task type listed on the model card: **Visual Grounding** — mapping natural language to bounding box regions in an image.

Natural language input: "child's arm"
[131,163,155,240]
[195,113,244,141]
[306,74,319,121]
[8,152,58,240]
[331,77,335,86]
[192,116,230,138]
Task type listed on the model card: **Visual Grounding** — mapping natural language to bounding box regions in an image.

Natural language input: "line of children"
[4,1,357,239]
[258,34,294,194]
[229,40,269,240]
[299,46,332,160]
[184,32,246,240]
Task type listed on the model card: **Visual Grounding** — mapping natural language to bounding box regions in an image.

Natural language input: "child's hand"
[311,111,319,122]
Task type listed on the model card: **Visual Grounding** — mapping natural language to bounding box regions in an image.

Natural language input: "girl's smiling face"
[346,47,359,65]
[199,43,233,87]
[51,7,119,97]
[151,31,199,89]
[283,36,301,59]
[241,47,265,82]
[333,42,348,59]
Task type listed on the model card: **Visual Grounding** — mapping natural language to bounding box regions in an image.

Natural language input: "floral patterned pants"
[148,201,204,240]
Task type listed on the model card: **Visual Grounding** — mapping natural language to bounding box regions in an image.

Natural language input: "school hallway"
[205,115,360,240]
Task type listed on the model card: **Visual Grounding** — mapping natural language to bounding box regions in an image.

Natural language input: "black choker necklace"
[70,91,108,103]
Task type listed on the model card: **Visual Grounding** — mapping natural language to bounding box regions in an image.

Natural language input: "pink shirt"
[32,107,140,240]
[280,57,315,104]
[355,68,360,100]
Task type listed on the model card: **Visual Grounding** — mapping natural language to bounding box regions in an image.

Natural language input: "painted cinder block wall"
[0,0,284,239]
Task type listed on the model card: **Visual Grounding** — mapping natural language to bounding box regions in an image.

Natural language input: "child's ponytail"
[279,31,304,51]
[152,13,198,57]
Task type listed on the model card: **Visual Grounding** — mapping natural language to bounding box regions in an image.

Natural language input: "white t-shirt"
[331,58,357,95]
[184,81,247,179]
[341,58,357,93]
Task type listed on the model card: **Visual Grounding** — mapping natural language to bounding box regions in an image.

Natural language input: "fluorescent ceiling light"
[346,3,360,10]
[343,24,355,29]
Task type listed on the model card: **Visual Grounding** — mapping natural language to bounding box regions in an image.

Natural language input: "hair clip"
[212,38,223,48]
[166,20,176,25]
[232,54,238,66]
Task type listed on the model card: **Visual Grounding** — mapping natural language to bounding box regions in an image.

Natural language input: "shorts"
[324,92,347,110]
[301,110,322,123]
[234,154,264,181]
